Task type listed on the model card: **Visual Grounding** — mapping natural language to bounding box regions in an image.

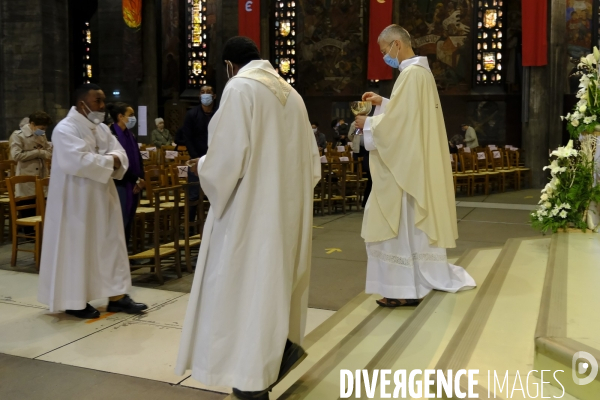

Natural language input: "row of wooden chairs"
[139,144,190,168]
[128,162,208,283]
[451,149,532,196]
[314,161,367,215]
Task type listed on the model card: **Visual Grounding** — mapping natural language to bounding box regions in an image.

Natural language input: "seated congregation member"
[151,117,173,148]
[10,111,52,199]
[38,84,147,319]
[9,111,53,226]
[107,102,146,245]
[176,37,321,400]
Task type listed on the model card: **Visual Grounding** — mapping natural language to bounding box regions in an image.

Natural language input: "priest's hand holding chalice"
[353,92,382,131]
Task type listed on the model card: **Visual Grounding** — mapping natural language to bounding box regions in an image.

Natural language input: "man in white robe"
[38,84,147,319]
[355,25,476,307]
[176,37,321,400]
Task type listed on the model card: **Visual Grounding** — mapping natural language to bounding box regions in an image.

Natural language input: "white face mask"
[312,128,317,133]
[33,129,45,136]
[126,116,137,129]
[200,94,214,106]
[82,101,105,125]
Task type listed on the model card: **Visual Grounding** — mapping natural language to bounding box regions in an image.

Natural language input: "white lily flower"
[563,203,571,210]
[538,216,544,222]
[579,75,590,89]
[551,142,577,159]
[586,53,596,66]
[559,210,568,219]
[584,116,593,124]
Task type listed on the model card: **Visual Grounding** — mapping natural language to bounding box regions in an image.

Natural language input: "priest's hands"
[355,116,367,130]
[362,92,383,106]
[112,155,122,170]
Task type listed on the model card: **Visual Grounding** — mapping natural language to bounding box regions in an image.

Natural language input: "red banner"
[239,0,260,49]
[367,0,393,80]
[521,0,547,66]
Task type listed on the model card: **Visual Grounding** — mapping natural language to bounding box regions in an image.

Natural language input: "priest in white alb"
[38,84,147,319]
[176,37,321,400]
[354,25,476,307]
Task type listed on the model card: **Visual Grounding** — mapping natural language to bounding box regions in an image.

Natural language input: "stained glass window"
[272,1,297,85]
[187,0,208,88]
[475,0,505,85]
[83,22,92,83]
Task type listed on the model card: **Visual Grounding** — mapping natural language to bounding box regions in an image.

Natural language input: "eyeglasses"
[380,41,396,56]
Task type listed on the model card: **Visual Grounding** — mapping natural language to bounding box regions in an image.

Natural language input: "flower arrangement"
[531,140,600,233]
[561,47,600,139]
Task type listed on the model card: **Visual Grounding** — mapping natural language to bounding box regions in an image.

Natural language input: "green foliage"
[530,151,600,234]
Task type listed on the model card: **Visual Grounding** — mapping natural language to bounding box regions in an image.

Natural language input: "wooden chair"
[488,149,518,191]
[141,148,158,167]
[313,165,326,216]
[129,186,182,284]
[473,151,502,195]
[160,145,177,167]
[345,160,363,211]
[35,177,50,218]
[451,153,472,196]
[460,153,489,195]
[142,168,167,207]
[324,162,347,214]
[161,182,203,273]
[0,142,10,161]
[0,161,15,242]
[506,150,532,190]
[5,176,43,270]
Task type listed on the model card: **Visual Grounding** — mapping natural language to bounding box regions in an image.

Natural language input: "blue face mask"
[200,94,214,107]
[125,116,137,129]
[383,42,400,69]
[33,129,45,136]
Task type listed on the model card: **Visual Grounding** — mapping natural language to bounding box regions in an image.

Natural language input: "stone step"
[534,232,600,400]
[269,246,502,399]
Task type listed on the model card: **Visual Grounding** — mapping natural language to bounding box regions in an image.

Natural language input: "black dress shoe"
[232,388,269,400]
[65,303,100,319]
[267,341,307,390]
[107,295,148,314]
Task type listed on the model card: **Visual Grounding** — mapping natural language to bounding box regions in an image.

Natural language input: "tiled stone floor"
[0,189,546,399]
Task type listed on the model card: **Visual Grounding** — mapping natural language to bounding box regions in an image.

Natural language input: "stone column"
[523,67,551,188]
[547,0,567,150]
[523,0,566,188]
[0,0,70,139]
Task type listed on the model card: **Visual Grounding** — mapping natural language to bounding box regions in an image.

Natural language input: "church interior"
[0,0,599,399]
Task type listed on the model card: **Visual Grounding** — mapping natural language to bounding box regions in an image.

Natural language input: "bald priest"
[354,24,476,307]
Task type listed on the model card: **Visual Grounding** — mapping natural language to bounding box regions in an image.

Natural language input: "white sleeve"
[196,155,207,175]
[373,97,390,117]
[363,117,377,151]
[198,86,251,219]
[53,124,126,184]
